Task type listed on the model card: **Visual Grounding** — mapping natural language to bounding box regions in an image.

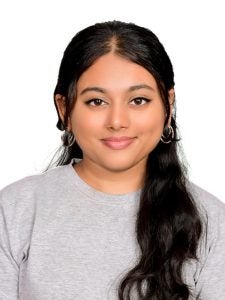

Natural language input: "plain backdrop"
[0,0,224,201]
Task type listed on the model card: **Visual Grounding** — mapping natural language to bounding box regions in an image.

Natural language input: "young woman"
[0,21,225,300]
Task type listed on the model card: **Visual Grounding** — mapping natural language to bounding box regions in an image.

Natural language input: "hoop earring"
[61,130,75,147]
[160,125,174,144]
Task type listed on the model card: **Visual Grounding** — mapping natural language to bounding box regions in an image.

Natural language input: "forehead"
[76,52,158,92]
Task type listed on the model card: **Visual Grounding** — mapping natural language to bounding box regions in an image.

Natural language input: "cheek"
[137,109,165,136]
[70,110,101,139]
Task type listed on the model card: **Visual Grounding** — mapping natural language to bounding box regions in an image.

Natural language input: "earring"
[61,130,75,147]
[160,125,174,144]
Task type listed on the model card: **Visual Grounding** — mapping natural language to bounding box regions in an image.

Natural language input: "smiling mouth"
[101,137,136,150]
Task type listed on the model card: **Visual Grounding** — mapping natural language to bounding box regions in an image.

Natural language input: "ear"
[54,94,72,131]
[167,88,175,125]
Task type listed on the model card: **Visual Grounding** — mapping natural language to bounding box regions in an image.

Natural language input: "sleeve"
[195,202,225,299]
[0,190,19,299]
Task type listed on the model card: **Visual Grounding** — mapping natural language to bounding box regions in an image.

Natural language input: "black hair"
[47,20,202,299]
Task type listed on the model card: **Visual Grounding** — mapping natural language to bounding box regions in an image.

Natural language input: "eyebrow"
[79,84,155,96]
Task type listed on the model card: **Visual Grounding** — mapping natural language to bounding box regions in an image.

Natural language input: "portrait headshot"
[0,1,224,299]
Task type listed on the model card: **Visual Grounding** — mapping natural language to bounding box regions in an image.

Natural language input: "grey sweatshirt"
[0,162,225,300]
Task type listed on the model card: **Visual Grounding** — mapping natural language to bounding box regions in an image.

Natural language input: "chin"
[98,157,145,173]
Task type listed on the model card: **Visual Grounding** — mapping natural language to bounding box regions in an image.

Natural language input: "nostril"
[106,110,129,130]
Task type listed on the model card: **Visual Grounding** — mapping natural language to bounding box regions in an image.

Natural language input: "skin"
[55,52,174,194]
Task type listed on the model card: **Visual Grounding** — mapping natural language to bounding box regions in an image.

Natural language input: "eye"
[85,98,107,106]
[129,97,151,106]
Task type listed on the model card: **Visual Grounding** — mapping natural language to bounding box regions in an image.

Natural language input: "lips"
[101,136,135,150]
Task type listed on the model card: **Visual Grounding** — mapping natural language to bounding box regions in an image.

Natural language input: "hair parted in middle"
[54,20,176,159]
[49,20,203,300]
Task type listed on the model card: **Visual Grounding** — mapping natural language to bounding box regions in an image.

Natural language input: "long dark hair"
[47,21,202,299]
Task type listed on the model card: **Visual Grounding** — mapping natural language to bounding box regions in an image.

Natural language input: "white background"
[0,0,224,201]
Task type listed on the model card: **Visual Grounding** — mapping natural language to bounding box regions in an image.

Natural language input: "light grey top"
[0,162,225,300]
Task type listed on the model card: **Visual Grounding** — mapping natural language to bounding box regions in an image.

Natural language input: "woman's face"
[57,53,173,174]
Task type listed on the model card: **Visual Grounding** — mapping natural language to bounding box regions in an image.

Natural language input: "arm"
[0,191,19,299]
[195,201,225,299]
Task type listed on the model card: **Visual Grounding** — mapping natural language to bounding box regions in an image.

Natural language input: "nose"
[106,103,130,131]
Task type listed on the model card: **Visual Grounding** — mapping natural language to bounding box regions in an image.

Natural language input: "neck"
[73,159,146,194]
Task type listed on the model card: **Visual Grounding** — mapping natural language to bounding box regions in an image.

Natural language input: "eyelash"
[129,97,151,106]
[85,98,106,106]
[85,97,151,106]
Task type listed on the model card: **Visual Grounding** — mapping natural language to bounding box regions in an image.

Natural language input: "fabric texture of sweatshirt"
[0,161,225,300]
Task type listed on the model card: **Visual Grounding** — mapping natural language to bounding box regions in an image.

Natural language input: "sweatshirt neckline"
[65,161,141,206]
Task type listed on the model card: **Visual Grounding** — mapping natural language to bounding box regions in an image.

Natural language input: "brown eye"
[85,99,106,106]
[130,97,151,105]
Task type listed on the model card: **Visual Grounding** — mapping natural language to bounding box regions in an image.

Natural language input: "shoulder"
[187,181,225,259]
[185,184,225,298]
[187,181,225,220]
[0,164,72,208]
[0,164,73,267]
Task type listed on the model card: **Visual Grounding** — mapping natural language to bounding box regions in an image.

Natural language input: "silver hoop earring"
[160,125,174,144]
[61,130,75,147]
